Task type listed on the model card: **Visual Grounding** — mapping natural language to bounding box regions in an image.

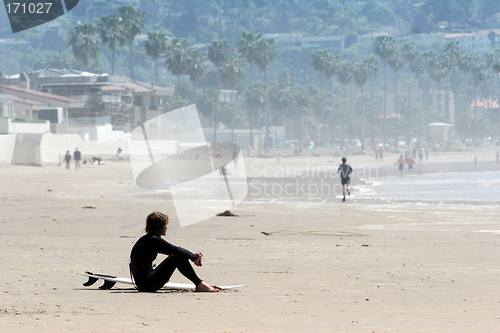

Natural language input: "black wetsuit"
[130,233,202,292]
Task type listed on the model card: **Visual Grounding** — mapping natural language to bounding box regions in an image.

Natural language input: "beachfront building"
[0,69,174,132]
[264,32,392,50]
[0,85,85,124]
[408,30,497,53]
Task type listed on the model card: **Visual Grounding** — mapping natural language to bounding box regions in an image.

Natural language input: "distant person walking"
[64,151,71,170]
[406,155,416,174]
[396,155,405,177]
[337,157,353,202]
[74,148,81,170]
[424,145,429,160]
[375,148,379,162]
[418,147,424,162]
[378,147,384,162]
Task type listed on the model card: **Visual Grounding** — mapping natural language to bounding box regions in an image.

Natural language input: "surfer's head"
[342,157,346,163]
[145,211,169,236]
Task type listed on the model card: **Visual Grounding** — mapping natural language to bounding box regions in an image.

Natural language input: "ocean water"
[128,167,500,206]
[357,171,500,205]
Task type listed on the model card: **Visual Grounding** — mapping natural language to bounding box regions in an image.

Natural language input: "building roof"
[0,85,83,104]
[123,80,174,96]
[14,98,49,107]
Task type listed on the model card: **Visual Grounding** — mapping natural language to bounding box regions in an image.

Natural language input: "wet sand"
[1,149,500,332]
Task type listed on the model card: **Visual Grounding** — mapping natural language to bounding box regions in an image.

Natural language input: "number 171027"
[6,3,53,14]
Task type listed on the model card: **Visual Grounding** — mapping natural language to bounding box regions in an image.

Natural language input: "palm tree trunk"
[264,69,270,152]
[130,42,134,80]
[231,80,234,144]
[371,78,375,146]
[383,61,387,148]
[112,48,116,75]
[349,82,352,147]
[407,69,411,146]
[249,63,253,147]
[155,59,158,85]
[474,83,477,141]
[320,76,324,144]
[213,73,219,149]
[342,85,346,151]
[417,80,422,143]
[395,71,399,149]
[361,85,365,151]
[330,78,334,143]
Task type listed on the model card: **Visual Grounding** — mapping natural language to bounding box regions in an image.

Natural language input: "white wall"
[0,134,15,163]
[68,124,130,141]
[39,133,133,165]
[0,117,50,134]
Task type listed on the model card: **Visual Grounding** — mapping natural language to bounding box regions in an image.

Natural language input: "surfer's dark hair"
[145,212,168,235]
[342,157,346,163]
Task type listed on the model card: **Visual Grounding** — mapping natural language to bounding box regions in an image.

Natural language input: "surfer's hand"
[193,253,203,266]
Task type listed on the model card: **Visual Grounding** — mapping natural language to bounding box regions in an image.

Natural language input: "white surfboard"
[81,272,245,290]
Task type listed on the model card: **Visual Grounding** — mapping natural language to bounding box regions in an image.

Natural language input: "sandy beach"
[1,147,500,332]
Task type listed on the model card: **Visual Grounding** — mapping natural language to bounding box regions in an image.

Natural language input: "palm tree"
[254,37,277,151]
[353,62,369,151]
[244,82,266,139]
[186,49,207,100]
[165,38,191,88]
[67,23,100,71]
[458,53,474,139]
[410,55,425,144]
[491,52,500,141]
[388,50,405,149]
[220,54,247,143]
[374,35,396,148]
[208,39,231,147]
[237,32,263,147]
[336,60,354,151]
[197,87,219,128]
[311,49,331,143]
[470,55,487,141]
[119,5,147,80]
[363,55,380,146]
[143,32,168,85]
[97,14,127,75]
[323,53,340,143]
[401,42,418,145]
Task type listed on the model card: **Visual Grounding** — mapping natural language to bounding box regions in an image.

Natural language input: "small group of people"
[396,154,416,176]
[374,147,384,162]
[64,148,81,170]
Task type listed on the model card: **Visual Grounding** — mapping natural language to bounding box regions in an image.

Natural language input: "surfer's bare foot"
[196,281,222,292]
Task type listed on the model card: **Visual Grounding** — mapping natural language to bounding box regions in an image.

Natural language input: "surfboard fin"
[99,281,116,290]
[83,276,98,287]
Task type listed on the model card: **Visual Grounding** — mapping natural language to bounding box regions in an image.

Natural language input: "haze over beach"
[1,146,500,332]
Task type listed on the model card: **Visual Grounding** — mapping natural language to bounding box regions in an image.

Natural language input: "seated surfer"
[129,212,221,292]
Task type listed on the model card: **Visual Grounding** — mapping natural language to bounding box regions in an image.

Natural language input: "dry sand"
[1,148,500,332]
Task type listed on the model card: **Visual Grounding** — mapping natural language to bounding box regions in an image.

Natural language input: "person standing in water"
[130,212,221,292]
[397,155,405,176]
[337,157,353,202]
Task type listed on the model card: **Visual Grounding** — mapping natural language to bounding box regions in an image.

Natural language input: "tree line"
[66,5,500,149]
